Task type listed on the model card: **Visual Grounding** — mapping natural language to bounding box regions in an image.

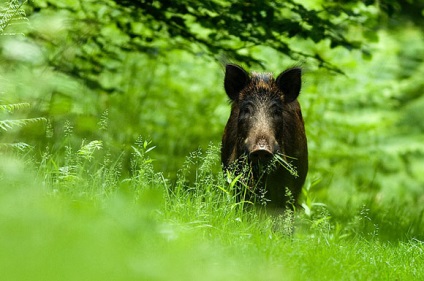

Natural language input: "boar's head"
[223,64,302,165]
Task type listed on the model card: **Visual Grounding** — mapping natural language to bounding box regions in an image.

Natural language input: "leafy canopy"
[114,0,371,66]
[28,0,380,92]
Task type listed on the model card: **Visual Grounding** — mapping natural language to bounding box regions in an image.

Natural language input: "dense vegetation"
[1,0,424,280]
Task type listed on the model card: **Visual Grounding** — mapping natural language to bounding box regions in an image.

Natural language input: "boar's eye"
[240,106,250,118]
[271,105,282,118]
[239,103,252,119]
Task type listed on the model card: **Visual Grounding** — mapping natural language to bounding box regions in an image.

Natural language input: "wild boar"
[221,64,308,208]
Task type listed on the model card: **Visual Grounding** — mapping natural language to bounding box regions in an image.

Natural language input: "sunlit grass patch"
[1,140,424,280]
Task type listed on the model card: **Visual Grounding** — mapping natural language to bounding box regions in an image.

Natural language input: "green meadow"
[1,1,424,280]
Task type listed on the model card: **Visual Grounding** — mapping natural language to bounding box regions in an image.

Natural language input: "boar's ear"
[276,67,301,103]
[224,64,249,101]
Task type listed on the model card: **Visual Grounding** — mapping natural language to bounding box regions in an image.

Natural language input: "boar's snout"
[249,148,273,163]
[248,139,276,163]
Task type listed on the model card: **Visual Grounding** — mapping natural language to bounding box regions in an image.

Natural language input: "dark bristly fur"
[221,64,308,208]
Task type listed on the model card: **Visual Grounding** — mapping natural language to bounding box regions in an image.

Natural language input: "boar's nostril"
[249,149,273,163]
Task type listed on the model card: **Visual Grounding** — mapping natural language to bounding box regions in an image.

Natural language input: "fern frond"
[0,0,28,35]
[0,103,31,112]
[0,142,31,151]
[78,140,103,161]
[0,117,47,131]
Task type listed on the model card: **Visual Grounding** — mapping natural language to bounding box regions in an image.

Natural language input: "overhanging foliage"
[27,0,382,91]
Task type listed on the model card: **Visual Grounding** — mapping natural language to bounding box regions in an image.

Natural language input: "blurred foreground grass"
[1,149,423,281]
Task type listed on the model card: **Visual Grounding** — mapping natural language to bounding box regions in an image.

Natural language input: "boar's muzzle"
[247,139,278,164]
[249,147,273,163]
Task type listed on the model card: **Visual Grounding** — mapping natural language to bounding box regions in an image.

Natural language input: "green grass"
[1,144,423,281]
